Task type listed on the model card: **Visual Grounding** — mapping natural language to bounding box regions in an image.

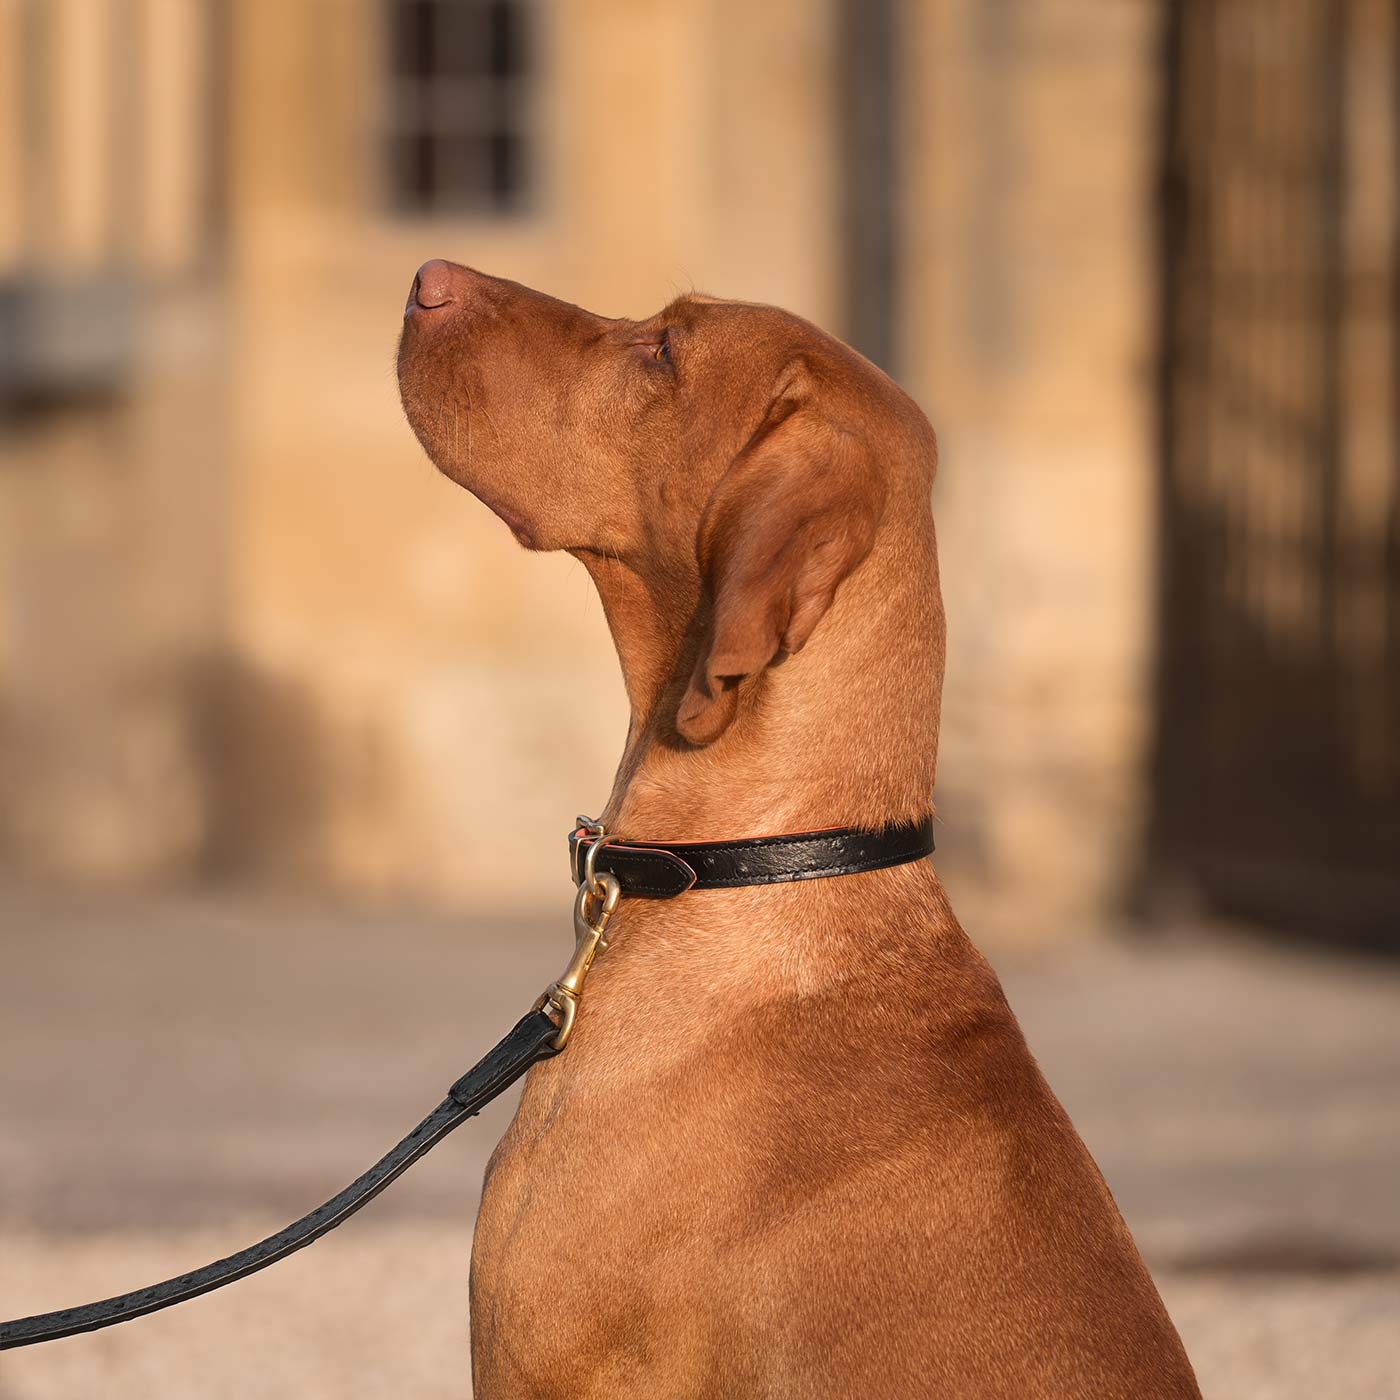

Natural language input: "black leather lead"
[569,816,935,899]
[3,814,935,1352]
[0,1010,561,1351]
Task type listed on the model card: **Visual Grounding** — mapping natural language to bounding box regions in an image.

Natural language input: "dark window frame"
[383,0,534,217]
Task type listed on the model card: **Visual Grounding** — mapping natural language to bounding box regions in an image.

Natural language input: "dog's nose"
[408,259,458,313]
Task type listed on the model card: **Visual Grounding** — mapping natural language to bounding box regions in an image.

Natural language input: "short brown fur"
[397,261,1200,1399]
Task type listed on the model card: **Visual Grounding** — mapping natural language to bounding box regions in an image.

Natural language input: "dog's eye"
[654,331,672,363]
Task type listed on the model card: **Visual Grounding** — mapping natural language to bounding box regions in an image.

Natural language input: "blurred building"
[0,0,1395,940]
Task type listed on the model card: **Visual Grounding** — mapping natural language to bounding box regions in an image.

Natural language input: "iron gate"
[1156,0,1400,940]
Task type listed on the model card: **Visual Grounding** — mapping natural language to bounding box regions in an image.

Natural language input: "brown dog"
[397,261,1200,1400]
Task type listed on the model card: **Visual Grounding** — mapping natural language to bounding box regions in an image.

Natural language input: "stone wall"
[903,0,1163,936]
[1,0,1165,934]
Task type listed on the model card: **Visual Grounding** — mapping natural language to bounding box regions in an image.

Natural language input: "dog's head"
[397,261,936,745]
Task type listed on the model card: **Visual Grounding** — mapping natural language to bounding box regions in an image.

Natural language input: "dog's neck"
[577,513,944,843]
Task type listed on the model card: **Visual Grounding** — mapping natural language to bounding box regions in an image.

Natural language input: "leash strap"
[4,814,934,1351]
[569,816,935,898]
[0,1010,561,1351]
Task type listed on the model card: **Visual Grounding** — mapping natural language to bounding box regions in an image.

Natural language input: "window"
[385,0,533,216]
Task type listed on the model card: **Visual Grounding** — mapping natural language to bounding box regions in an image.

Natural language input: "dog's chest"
[467,1030,779,1397]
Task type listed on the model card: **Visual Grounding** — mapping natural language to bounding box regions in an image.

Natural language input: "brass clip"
[534,869,621,1050]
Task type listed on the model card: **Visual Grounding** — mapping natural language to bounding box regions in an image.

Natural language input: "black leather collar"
[568,816,934,899]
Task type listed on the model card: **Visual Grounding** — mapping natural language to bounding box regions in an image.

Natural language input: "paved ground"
[1,882,1397,1398]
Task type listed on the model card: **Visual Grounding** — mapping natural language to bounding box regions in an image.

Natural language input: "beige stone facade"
[1,0,1162,935]
[906,0,1162,930]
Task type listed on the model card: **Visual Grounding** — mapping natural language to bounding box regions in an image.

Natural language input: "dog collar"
[568,815,935,898]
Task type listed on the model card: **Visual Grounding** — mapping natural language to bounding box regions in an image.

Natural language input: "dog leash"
[0,816,933,1351]
[0,1011,562,1349]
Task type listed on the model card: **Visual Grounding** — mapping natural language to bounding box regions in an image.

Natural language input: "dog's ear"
[676,380,885,746]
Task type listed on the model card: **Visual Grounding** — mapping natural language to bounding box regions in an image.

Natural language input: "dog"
[397,261,1201,1399]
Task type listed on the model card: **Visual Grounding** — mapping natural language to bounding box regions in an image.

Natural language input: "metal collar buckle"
[568,814,606,887]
